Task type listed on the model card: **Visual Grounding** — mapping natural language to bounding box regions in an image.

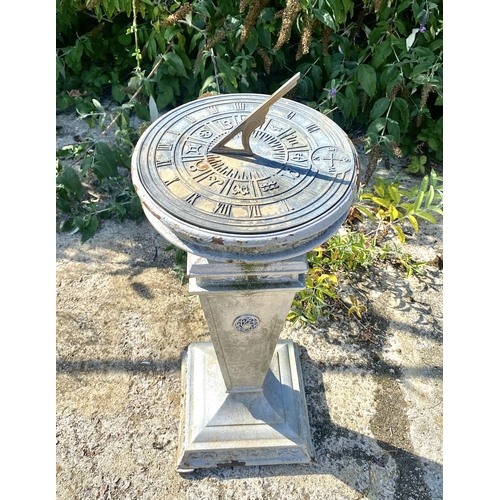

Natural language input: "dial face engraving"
[136,94,357,234]
[311,146,353,174]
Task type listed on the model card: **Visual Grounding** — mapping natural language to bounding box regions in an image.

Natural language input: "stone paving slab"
[56,211,442,499]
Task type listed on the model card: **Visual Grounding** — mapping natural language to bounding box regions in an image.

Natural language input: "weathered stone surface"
[56,110,443,499]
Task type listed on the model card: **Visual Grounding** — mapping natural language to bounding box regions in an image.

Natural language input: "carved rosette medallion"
[233,314,260,332]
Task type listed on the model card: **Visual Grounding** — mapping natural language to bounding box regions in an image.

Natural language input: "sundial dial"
[131,74,360,472]
[132,73,359,263]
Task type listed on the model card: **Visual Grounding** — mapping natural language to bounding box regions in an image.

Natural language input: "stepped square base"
[176,340,315,472]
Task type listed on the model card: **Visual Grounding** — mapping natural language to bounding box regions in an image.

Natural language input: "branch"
[68,42,174,169]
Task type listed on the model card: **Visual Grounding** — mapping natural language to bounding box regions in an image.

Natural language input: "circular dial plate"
[135,94,357,235]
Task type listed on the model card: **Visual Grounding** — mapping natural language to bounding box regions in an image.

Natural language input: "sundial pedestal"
[176,254,313,471]
[131,73,359,472]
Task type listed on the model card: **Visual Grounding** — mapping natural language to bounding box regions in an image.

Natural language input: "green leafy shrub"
[57,0,442,157]
[56,131,143,242]
[356,168,443,243]
[287,170,441,325]
[56,1,443,325]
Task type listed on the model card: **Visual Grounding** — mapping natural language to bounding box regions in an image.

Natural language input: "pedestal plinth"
[176,340,314,471]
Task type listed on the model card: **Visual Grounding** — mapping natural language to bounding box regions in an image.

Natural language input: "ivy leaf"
[357,64,377,97]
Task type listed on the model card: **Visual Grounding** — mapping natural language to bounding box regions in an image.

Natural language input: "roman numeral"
[306,124,320,133]
[156,159,172,168]
[248,205,262,218]
[280,199,294,212]
[185,193,201,205]
[214,203,233,217]
[164,176,180,187]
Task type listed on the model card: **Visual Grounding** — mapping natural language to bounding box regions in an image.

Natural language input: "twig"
[336,297,380,344]
[83,11,114,23]
[210,48,221,94]
[68,42,174,169]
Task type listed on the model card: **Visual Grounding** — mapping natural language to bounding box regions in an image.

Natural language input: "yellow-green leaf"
[374,184,386,197]
[407,214,419,233]
[415,211,437,223]
[392,224,406,243]
[356,205,376,221]
[425,185,435,209]
[389,205,400,221]
[372,197,392,208]
[388,185,401,204]
[415,190,425,211]
[400,202,414,214]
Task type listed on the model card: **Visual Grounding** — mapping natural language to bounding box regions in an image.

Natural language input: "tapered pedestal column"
[176,254,315,471]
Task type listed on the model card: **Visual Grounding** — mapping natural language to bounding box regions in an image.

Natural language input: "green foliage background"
[56,0,443,326]
[57,0,442,156]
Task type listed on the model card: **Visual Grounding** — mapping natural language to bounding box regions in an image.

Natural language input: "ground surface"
[56,111,443,499]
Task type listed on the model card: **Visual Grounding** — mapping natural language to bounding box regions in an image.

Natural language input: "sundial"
[132,73,359,263]
[131,73,359,471]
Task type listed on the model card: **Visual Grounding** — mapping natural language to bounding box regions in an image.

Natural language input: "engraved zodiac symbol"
[260,181,279,192]
[290,151,307,162]
[184,143,203,155]
[218,119,234,130]
[199,128,213,138]
[232,183,250,196]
